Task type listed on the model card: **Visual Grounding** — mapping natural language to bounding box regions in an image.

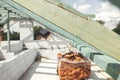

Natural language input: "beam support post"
[7,10,11,52]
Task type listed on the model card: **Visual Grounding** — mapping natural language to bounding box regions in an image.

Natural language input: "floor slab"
[19,58,110,80]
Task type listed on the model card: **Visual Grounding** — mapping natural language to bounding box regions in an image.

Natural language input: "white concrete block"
[11,56,19,64]
[0,65,2,74]
[7,69,13,80]
[0,48,37,80]
[1,41,23,53]
[16,55,22,63]
[0,60,6,65]
[3,52,14,60]
[0,70,7,80]
[2,62,10,72]
[20,20,33,42]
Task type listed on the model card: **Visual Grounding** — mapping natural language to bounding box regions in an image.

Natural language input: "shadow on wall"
[23,33,33,42]
[89,52,104,61]
[89,52,120,80]
[0,50,5,60]
[106,63,120,80]
[35,51,42,62]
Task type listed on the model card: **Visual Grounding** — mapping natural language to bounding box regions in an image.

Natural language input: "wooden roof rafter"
[0,0,29,23]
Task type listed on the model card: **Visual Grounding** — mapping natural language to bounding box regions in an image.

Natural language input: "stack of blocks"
[57,51,91,80]
[0,48,37,80]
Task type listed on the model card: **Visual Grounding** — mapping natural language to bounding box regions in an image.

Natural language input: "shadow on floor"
[105,63,120,80]
[38,65,56,69]
[88,70,107,80]
[40,61,57,64]
[89,52,103,61]
[35,71,57,76]
[19,59,58,80]
[19,62,41,80]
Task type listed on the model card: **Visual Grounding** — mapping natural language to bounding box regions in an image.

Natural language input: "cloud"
[104,20,119,29]
[61,0,120,29]
[81,0,85,2]
[94,1,120,29]
[95,1,120,21]
[73,4,91,12]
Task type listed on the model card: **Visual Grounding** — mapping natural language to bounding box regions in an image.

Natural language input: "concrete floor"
[19,58,108,80]
[19,38,109,80]
[19,58,59,80]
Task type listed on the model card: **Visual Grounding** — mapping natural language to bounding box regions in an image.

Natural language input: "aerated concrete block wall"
[1,41,23,53]
[0,48,37,80]
[25,40,68,49]
[19,19,34,42]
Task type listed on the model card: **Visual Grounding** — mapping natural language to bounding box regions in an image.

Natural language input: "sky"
[61,0,120,30]
[6,0,120,32]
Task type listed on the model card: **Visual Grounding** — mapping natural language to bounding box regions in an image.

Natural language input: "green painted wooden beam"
[7,10,11,52]
[0,15,7,24]
[93,54,120,80]
[108,0,120,8]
